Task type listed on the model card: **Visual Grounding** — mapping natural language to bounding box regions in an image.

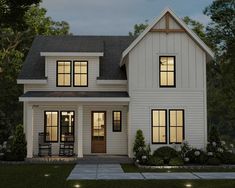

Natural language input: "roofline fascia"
[17,79,47,84]
[40,52,104,57]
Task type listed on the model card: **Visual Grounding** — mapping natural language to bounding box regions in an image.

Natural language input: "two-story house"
[17,8,214,158]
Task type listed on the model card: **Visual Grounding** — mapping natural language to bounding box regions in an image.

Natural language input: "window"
[73,61,88,86]
[113,111,122,132]
[60,111,75,142]
[152,110,167,144]
[44,111,58,142]
[159,56,175,87]
[169,110,184,143]
[57,61,71,87]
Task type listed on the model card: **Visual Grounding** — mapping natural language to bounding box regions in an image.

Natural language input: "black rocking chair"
[59,134,74,156]
[38,132,52,156]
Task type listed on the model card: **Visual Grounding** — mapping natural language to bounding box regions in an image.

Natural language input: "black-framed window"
[60,111,75,142]
[169,110,184,144]
[44,111,58,142]
[159,56,175,87]
[57,61,71,87]
[73,61,88,87]
[152,110,167,144]
[112,111,122,132]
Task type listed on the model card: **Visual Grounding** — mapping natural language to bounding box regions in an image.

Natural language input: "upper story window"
[73,61,88,87]
[159,56,175,87]
[57,61,71,87]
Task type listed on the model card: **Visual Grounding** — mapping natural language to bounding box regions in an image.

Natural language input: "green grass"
[0,164,235,188]
[121,164,235,173]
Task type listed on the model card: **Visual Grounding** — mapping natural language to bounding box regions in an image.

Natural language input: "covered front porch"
[20,91,130,158]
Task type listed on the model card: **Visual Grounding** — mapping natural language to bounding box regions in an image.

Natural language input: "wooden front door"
[91,111,106,153]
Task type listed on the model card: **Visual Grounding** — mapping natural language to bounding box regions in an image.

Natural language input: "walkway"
[67,164,235,180]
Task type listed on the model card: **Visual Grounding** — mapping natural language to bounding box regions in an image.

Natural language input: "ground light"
[44,174,50,177]
[185,184,192,187]
[74,184,80,188]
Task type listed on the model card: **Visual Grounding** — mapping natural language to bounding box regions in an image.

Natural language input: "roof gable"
[121,8,214,65]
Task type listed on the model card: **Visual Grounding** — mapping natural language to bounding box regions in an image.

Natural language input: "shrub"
[133,130,150,164]
[169,157,184,166]
[186,149,208,164]
[207,157,221,165]
[147,156,164,166]
[179,141,191,159]
[221,152,235,164]
[10,124,27,161]
[153,146,178,165]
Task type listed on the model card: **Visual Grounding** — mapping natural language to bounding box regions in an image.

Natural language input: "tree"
[129,23,148,37]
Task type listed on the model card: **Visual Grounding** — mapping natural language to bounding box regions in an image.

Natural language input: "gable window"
[57,61,71,87]
[152,110,167,144]
[159,56,175,87]
[73,61,88,87]
[169,110,184,143]
[44,111,58,142]
[60,111,75,142]
[112,111,122,132]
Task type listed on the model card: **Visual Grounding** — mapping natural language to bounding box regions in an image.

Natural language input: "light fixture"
[185,184,192,187]
[44,174,50,177]
[74,184,80,188]
[65,118,69,122]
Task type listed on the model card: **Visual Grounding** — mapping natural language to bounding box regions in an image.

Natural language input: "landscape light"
[185,184,192,187]
[74,184,80,188]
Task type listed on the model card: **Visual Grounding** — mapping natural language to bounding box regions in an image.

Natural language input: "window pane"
[81,62,87,73]
[177,111,183,126]
[57,74,64,86]
[64,62,71,73]
[51,112,58,126]
[160,111,166,126]
[74,62,81,73]
[74,74,81,86]
[170,127,176,143]
[80,74,87,85]
[170,111,176,127]
[58,63,64,73]
[177,127,183,142]
[152,111,159,126]
[160,57,168,71]
[167,72,174,85]
[160,127,166,142]
[64,74,70,86]
[160,72,167,85]
[168,57,174,71]
[152,127,159,143]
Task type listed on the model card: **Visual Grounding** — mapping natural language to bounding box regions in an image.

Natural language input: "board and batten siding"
[83,105,128,155]
[24,56,127,92]
[127,30,207,156]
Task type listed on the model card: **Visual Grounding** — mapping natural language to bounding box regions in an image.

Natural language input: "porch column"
[26,104,34,158]
[77,105,83,158]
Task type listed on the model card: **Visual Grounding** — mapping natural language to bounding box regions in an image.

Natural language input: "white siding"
[30,102,128,156]
[24,56,127,92]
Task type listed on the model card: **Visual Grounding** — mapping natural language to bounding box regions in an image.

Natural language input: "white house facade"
[17,8,214,158]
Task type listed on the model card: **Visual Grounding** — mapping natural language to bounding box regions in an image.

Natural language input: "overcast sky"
[41,0,214,35]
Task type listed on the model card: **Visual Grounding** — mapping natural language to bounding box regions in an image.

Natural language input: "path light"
[185,184,192,187]
[44,174,50,177]
[167,170,171,173]
[74,184,80,188]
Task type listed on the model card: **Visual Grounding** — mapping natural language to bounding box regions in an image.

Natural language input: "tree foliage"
[0,2,71,142]
[129,23,148,37]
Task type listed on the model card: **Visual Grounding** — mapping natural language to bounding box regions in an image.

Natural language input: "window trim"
[60,111,75,143]
[169,109,185,144]
[73,61,88,87]
[56,60,72,87]
[159,56,176,88]
[44,111,59,143]
[112,111,122,132]
[151,109,167,144]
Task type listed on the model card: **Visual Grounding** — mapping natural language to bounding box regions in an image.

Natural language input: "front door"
[91,111,106,153]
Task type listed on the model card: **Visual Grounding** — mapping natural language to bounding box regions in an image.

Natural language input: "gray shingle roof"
[21,91,129,98]
[18,35,135,80]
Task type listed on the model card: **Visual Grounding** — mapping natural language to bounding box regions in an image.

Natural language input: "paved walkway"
[67,164,235,180]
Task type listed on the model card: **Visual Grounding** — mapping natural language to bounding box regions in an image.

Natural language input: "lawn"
[0,164,235,188]
[121,164,235,173]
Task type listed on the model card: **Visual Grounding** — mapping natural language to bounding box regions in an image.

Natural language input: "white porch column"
[77,105,83,158]
[26,104,34,158]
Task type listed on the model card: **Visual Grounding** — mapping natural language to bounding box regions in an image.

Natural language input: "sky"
[41,0,214,35]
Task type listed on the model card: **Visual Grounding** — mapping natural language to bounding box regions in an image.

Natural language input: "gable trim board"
[120,7,214,66]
